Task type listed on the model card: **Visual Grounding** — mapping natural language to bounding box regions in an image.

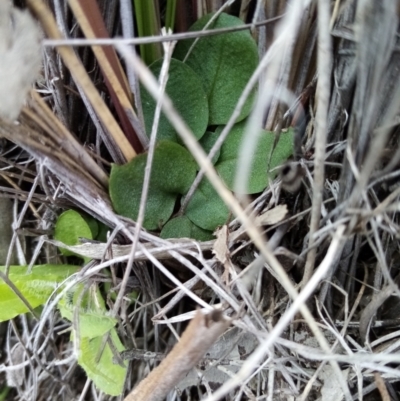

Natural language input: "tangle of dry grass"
[1,0,400,400]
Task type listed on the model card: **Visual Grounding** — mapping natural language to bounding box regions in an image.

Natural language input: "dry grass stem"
[124,310,230,401]
[27,0,137,161]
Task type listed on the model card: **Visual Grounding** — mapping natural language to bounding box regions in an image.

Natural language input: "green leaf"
[152,141,197,194]
[95,222,110,242]
[110,140,197,230]
[82,215,99,239]
[54,210,93,257]
[198,130,221,166]
[160,215,214,241]
[0,264,79,321]
[0,386,10,401]
[58,284,117,338]
[133,0,161,64]
[141,58,209,142]
[58,282,126,395]
[215,122,294,194]
[185,178,230,231]
[165,0,177,31]
[174,12,258,125]
[78,329,127,396]
[184,123,293,232]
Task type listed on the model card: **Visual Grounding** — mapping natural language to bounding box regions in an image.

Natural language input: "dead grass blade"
[301,0,332,288]
[27,90,108,188]
[67,0,146,152]
[124,310,230,401]
[26,0,136,161]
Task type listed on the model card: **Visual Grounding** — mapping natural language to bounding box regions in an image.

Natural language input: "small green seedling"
[54,210,127,395]
[61,283,127,396]
[54,209,96,262]
[58,283,118,339]
[0,210,127,396]
[109,12,294,240]
[78,329,126,396]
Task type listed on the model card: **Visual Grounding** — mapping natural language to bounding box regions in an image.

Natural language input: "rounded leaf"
[141,58,209,142]
[174,13,258,125]
[54,210,93,256]
[185,179,230,231]
[198,130,221,167]
[110,141,197,230]
[82,215,99,239]
[152,140,198,194]
[110,153,175,230]
[215,122,294,194]
[160,215,214,241]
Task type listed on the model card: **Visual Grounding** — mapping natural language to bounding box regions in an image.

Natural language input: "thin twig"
[111,32,176,317]
[301,0,332,287]
[124,310,230,401]
[26,0,136,161]
[43,16,284,47]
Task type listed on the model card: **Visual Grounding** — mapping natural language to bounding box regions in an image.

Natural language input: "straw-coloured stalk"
[67,0,147,152]
[26,0,137,161]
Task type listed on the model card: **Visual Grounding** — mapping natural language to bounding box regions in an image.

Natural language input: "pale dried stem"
[43,17,283,47]
[26,0,136,161]
[124,310,230,401]
[301,0,332,286]
[111,33,175,317]
[28,90,108,187]
[67,0,147,148]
